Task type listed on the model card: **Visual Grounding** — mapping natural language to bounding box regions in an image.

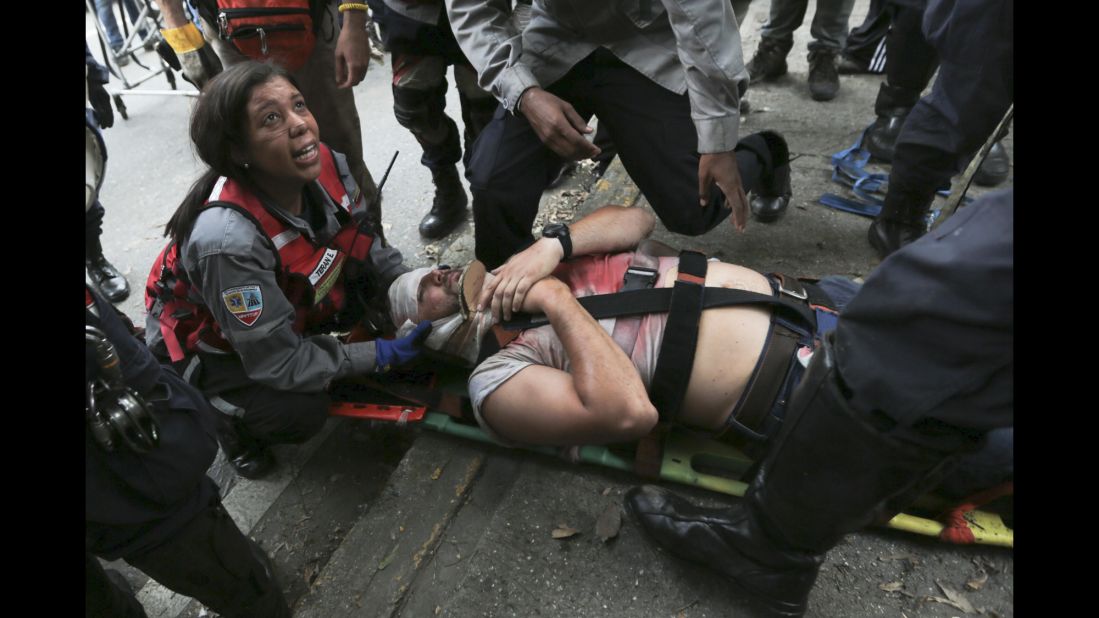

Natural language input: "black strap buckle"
[772,273,808,301]
[622,266,659,292]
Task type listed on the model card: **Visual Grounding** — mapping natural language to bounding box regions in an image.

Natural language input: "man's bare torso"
[660,262,773,431]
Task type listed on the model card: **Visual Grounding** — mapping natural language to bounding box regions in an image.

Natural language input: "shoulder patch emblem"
[223,285,264,326]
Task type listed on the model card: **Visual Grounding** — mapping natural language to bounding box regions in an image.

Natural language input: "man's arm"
[334,3,371,88]
[660,0,751,230]
[444,0,595,160]
[478,205,656,319]
[479,277,657,446]
[444,0,535,111]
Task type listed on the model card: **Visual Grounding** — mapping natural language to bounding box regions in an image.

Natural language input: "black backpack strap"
[648,251,708,424]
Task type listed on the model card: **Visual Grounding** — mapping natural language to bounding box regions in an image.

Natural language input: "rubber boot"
[419,165,469,239]
[867,184,934,259]
[214,412,276,480]
[626,334,950,617]
[86,237,131,303]
[973,141,1010,187]
[738,131,792,223]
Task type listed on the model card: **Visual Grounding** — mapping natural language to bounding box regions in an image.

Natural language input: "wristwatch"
[541,223,572,261]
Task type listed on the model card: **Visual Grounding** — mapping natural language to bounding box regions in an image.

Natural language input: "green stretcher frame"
[421,412,1014,548]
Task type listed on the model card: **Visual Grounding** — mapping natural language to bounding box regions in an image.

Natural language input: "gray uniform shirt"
[146,153,408,392]
[444,0,749,152]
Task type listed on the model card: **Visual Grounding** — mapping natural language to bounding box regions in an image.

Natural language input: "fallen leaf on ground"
[925,596,970,613]
[552,526,580,539]
[303,563,318,585]
[431,467,443,480]
[595,505,622,542]
[928,580,976,614]
[966,571,989,591]
[378,544,400,571]
[879,581,904,592]
[602,487,612,496]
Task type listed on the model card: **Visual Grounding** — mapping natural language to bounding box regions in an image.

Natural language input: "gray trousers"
[760,0,858,51]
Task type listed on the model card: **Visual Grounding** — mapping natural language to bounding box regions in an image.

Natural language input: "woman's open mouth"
[293,143,318,162]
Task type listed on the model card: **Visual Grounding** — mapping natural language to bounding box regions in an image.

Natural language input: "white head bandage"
[388,266,433,326]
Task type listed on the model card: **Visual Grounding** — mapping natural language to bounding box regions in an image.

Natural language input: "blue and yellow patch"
[222,285,264,326]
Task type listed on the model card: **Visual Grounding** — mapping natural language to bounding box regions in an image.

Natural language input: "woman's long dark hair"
[164,61,303,244]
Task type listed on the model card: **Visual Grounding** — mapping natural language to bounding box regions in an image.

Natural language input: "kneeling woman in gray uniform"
[145,61,431,480]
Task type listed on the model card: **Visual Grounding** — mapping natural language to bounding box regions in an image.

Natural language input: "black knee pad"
[392,85,447,134]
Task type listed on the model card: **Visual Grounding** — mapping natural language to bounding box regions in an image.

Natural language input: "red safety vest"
[145,144,375,362]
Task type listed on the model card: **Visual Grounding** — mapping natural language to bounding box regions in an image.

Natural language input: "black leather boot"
[86,237,131,303]
[419,165,469,239]
[973,141,1010,187]
[867,185,934,259]
[747,37,793,82]
[865,83,918,163]
[807,49,840,102]
[214,413,276,480]
[738,131,792,223]
[866,109,908,163]
[627,335,950,617]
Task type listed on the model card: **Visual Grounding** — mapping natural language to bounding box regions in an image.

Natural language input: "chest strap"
[648,251,708,424]
[502,273,816,332]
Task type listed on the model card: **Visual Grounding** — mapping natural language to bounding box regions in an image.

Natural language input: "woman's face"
[241,76,322,189]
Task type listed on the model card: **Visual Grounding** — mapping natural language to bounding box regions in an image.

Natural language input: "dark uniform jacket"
[86,286,220,560]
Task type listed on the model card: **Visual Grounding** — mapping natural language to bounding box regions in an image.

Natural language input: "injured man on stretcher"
[386,204,858,455]
[383,203,1011,508]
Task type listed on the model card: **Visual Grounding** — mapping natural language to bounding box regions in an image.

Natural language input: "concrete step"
[122,418,415,618]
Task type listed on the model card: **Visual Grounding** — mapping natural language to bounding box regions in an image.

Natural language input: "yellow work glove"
[158,22,222,89]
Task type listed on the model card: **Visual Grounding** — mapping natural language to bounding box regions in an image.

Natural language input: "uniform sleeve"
[186,212,379,392]
[834,189,1014,428]
[444,0,537,111]
[658,0,748,152]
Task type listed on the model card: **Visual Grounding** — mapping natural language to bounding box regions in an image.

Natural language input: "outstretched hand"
[699,151,749,232]
[374,320,433,373]
[478,238,563,322]
[519,88,601,161]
